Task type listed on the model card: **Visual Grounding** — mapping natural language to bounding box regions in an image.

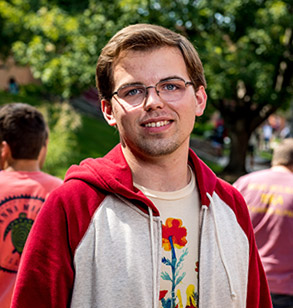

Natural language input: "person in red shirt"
[0,103,63,308]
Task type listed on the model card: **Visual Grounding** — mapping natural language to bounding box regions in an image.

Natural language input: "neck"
[271,165,293,173]
[122,146,191,192]
[4,159,41,172]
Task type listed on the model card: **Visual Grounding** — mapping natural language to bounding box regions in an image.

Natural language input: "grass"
[75,115,119,161]
[43,113,119,178]
[0,91,43,107]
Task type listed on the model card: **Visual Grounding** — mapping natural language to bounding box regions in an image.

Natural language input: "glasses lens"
[157,79,186,102]
[117,85,146,106]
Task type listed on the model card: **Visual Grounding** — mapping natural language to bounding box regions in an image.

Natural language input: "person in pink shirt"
[0,103,63,308]
[234,138,293,308]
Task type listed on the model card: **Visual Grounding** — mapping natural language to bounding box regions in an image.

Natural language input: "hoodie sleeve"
[11,179,105,308]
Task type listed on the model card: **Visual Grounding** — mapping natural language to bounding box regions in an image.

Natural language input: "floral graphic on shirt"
[176,286,198,308]
[185,285,198,308]
[161,218,198,308]
[162,218,187,251]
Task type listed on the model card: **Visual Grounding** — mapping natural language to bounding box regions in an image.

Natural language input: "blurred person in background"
[234,138,293,308]
[0,103,63,308]
[262,122,273,151]
[8,77,19,95]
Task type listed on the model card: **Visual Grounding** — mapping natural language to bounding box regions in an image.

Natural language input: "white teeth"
[145,120,170,128]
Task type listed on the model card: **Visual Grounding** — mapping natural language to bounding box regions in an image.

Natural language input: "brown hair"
[96,24,206,101]
[0,103,47,159]
[271,138,293,167]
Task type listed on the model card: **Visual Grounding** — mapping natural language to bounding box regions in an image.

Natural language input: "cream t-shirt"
[135,168,200,308]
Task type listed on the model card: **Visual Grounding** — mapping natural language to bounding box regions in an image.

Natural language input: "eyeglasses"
[111,77,193,107]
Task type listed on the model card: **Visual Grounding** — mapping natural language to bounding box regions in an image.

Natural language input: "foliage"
[2,0,291,102]
[74,114,120,160]
[0,0,144,97]
[0,0,292,175]
[40,102,81,178]
[145,0,292,174]
[43,107,119,178]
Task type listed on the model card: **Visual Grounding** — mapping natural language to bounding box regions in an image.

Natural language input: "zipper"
[198,205,208,306]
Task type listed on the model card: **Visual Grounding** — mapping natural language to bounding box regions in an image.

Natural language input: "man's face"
[102,46,206,159]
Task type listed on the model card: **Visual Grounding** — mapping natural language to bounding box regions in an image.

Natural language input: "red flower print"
[162,218,187,251]
[159,290,168,300]
[195,261,199,273]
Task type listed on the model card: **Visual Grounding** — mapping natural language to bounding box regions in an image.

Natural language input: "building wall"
[0,57,40,90]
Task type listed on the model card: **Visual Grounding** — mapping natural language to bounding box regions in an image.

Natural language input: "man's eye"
[121,87,144,97]
[160,82,182,91]
[128,88,141,96]
[165,84,177,91]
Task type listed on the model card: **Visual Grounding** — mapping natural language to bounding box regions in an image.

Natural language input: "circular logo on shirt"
[4,212,34,254]
[0,195,44,273]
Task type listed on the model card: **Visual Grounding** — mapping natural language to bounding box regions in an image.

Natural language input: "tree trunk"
[219,116,252,182]
[219,103,279,182]
[225,129,249,175]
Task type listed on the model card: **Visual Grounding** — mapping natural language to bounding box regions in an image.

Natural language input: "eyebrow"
[160,75,184,82]
[118,82,145,89]
[117,75,185,90]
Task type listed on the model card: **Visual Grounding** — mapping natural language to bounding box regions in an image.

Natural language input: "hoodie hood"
[64,143,217,210]
[65,144,136,196]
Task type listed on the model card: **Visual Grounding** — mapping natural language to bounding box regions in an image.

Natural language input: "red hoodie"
[11,144,272,308]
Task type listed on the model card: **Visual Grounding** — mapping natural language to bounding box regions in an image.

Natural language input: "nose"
[143,86,164,110]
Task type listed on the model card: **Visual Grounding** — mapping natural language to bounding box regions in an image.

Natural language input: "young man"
[11,24,272,308]
[0,103,63,308]
[234,138,293,308]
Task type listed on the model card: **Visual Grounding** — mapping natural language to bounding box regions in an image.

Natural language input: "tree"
[1,0,292,177]
[144,0,293,176]
[0,0,148,97]
[194,0,293,176]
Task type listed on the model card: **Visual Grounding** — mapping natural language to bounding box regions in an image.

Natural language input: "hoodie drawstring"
[115,194,158,306]
[148,207,157,308]
[206,193,237,300]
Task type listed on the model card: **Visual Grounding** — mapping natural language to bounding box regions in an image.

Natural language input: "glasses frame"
[110,77,194,107]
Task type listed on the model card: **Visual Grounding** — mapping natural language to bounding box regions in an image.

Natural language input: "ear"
[194,86,207,116]
[101,99,117,126]
[38,138,48,169]
[0,141,12,170]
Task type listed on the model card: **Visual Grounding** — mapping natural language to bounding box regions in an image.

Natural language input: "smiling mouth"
[144,120,171,128]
